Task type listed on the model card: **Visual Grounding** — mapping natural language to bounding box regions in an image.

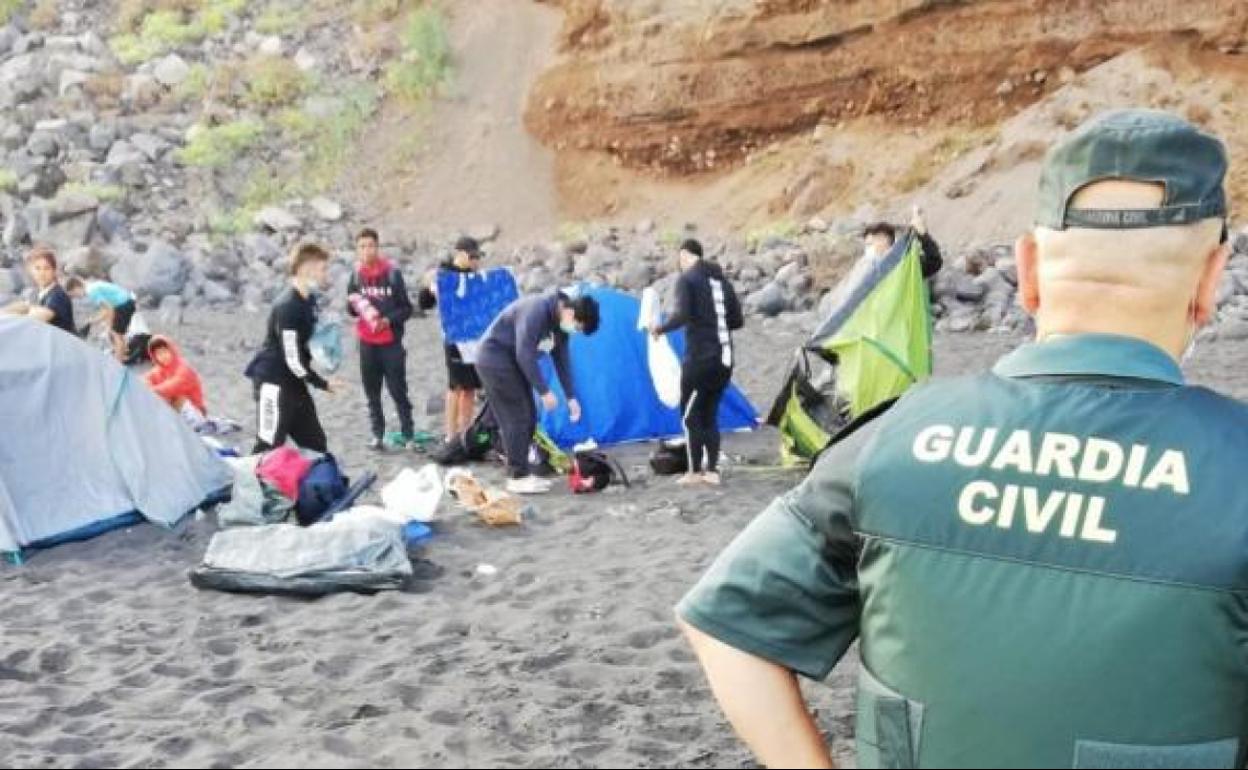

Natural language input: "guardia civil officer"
[677,109,1247,768]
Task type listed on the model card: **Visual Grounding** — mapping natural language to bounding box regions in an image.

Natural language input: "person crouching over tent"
[244,243,342,454]
[650,239,744,486]
[476,290,600,495]
[145,335,206,417]
[64,276,138,362]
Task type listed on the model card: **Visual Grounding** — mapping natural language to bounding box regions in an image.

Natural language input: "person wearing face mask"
[677,110,1246,768]
[863,207,943,278]
[244,243,343,454]
[2,245,74,334]
[650,239,744,486]
[475,289,601,495]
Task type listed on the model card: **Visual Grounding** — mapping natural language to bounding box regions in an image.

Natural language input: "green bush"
[383,6,451,102]
[110,0,247,64]
[61,182,125,203]
[175,119,266,168]
[256,3,301,34]
[173,62,212,102]
[244,57,309,110]
[0,0,24,25]
[745,220,800,251]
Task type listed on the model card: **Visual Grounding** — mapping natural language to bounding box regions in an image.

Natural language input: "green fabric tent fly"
[767,230,933,464]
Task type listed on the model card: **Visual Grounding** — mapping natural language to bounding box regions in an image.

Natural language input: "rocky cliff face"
[527,0,1248,174]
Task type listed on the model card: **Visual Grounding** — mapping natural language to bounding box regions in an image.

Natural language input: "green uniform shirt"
[680,334,1248,768]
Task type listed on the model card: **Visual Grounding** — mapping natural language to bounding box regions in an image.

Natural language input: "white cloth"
[640,286,682,408]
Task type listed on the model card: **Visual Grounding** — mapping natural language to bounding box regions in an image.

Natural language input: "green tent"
[767,230,933,463]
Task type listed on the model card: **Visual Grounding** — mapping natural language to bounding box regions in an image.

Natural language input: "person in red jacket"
[145,335,207,415]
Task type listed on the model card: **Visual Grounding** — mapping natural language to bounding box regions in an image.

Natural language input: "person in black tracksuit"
[417,236,484,439]
[245,244,337,454]
[651,239,744,485]
[347,228,415,450]
[475,289,600,495]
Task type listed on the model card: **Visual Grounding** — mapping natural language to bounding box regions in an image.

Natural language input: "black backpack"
[432,402,500,466]
[568,450,630,494]
[649,441,689,476]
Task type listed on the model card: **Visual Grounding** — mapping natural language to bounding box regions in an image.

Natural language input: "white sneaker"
[506,476,552,495]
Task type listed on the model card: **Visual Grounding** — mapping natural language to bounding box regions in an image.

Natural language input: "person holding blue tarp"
[418,236,488,439]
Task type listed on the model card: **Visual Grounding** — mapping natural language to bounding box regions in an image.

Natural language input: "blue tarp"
[436,268,519,344]
[538,286,758,448]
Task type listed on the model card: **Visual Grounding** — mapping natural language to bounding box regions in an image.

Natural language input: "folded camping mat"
[191,517,412,596]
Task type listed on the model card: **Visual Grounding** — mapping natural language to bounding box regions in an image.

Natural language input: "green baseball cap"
[1037,109,1228,236]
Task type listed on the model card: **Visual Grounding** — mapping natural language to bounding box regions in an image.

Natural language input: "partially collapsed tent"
[539,286,759,448]
[768,230,933,463]
[0,316,231,559]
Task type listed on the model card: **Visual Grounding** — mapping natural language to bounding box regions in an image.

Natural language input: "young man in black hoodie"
[651,239,744,486]
[245,243,340,454]
[417,236,484,439]
[475,289,600,495]
[347,228,416,451]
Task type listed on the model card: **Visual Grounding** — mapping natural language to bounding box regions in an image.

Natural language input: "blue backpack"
[295,455,349,526]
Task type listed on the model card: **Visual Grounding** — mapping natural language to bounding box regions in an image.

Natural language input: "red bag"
[256,446,314,500]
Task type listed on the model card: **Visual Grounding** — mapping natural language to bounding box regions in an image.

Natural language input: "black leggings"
[252,381,328,454]
[681,361,732,473]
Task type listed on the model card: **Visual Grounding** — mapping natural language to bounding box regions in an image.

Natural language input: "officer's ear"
[1016,233,1040,314]
[1193,240,1230,327]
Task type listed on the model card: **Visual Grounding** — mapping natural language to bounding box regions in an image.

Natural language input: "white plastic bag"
[639,286,683,408]
[380,465,444,523]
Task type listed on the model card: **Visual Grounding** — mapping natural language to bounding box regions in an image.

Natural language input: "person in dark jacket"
[863,206,943,277]
[417,236,484,439]
[2,245,74,334]
[476,289,600,495]
[245,243,340,454]
[650,239,744,486]
[347,228,416,450]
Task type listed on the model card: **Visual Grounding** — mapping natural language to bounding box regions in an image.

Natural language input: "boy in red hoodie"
[145,335,207,415]
[346,228,416,450]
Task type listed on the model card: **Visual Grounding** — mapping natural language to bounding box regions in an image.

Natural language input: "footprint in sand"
[38,644,73,674]
[211,659,241,679]
[119,672,153,689]
[426,709,461,727]
[42,736,93,755]
[154,735,194,760]
[519,648,574,674]
[151,662,192,678]
[62,698,109,718]
[322,734,358,758]
[625,625,679,650]
[242,711,276,730]
[205,638,237,657]
[655,668,691,690]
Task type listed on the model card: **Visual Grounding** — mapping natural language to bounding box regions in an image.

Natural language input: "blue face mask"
[560,321,578,335]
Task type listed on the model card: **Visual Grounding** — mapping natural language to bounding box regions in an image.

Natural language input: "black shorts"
[444,343,481,391]
[112,300,136,335]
